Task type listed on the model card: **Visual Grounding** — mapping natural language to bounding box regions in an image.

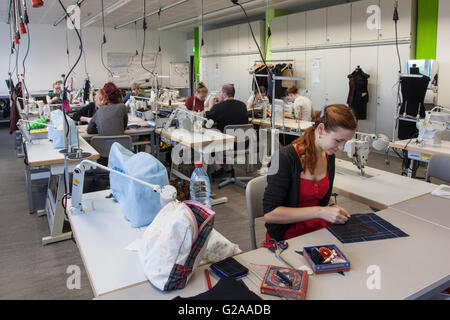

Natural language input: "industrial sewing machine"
[416,106,450,147]
[158,88,179,106]
[344,132,390,176]
[162,105,214,134]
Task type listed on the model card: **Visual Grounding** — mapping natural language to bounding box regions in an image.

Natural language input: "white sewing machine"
[416,106,450,147]
[158,88,179,105]
[344,132,390,176]
[163,105,214,134]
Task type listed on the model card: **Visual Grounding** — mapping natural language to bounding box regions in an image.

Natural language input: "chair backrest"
[245,175,267,249]
[223,123,254,154]
[90,135,133,158]
[426,154,450,183]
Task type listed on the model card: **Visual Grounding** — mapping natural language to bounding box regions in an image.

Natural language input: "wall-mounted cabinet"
[306,8,327,46]
[379,0,412,40]
[326,3,351,44]
[351,0,380,43]
[287,11,306,49]
[270,15,288,50]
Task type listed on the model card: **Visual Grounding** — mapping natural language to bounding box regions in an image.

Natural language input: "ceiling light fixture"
[82,0,135,28]
[114,0,189,29]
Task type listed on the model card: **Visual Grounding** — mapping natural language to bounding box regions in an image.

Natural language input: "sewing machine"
[344,132,390,176]
[126,96,153,120]
[158,88,179,106]
[416,106,450,147]
[70,160,177,215]
[162,105,214,134]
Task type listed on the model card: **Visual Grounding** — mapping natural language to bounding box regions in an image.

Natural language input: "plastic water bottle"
[190,161,212,208]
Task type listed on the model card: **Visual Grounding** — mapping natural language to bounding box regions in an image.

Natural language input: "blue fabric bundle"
[47,109,79,149]
[108,143,169,227]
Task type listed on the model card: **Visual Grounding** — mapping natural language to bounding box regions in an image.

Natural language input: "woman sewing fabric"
[185,82,208,112]
[263,104,357,241]
[71,88,108,124]
[285,86,314,121]
[246,86,269,117]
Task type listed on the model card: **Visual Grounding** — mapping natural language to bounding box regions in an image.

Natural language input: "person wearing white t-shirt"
[285,86,314,121]
[246,86,269,115]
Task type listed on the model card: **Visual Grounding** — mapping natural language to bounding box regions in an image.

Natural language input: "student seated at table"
[205,84,248,132]
[87,82,128,136]
[263,104,357,241]
[46,81,63,104]
[71,88,108,124]
[285,86,314,121]
[185,82,208,112]
[205,83,249,178]
[123,82,144,104]
[247,86,269,117]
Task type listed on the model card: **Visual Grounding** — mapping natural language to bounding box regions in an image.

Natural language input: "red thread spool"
[19,22,27,34]
[14,35,19,45]
[32,0,44,8]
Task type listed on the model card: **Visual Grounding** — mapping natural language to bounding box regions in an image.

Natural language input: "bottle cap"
[194,161,203,168]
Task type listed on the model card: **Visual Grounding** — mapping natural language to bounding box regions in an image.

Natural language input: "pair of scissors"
[264,239,293,269]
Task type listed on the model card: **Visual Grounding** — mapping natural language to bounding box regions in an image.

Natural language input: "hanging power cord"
[57,0,84,200]
[141,0,154,76]
[393,1,402,133]
[152,6,162,75]
[100,0,114,78]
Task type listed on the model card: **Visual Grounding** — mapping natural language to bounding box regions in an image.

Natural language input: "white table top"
[155,127,236,148]
[67,190,235,297]
[25,136,99,168]
[389,139,450,156]
[97,208,450,300]
[251,118,313,131]
[333,159,437,210]
[390,193,450,229]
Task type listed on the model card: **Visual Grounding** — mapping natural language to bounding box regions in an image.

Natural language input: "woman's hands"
[319,205,351,224]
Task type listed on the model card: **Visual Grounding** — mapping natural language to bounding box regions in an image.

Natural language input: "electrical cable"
[100,0,114,78]
[141,0,154,76]
[21,24,30,99]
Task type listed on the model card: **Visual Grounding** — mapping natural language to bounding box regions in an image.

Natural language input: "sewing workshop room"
[1,0,450,307]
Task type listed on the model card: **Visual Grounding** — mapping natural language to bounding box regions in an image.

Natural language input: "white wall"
[436,0,450,107]
[199,0,413,138]
[1,23,188,95]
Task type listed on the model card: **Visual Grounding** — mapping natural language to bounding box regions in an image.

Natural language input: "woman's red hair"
[292,104,357,174]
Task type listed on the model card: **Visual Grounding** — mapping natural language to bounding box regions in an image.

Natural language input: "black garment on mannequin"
[398,72,430,139]
[347,67,370,120]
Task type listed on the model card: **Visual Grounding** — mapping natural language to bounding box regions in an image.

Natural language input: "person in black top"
[71,88,108,124]
[205,84,248,132]
[263,105,357,241]
[205,84,249,178]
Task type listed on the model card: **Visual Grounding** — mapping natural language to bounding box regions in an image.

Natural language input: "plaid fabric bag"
[136,200,215,291]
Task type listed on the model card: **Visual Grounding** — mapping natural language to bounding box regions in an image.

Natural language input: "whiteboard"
[107,52,159,87]
[169,62,190,88]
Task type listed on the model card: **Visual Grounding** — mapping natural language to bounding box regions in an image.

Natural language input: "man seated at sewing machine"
[71,88,108,124]
[205,84,249,178]
[46,80,63,104]
[205,84,248,132]
[247,86,269,118]
[87,82,128,136]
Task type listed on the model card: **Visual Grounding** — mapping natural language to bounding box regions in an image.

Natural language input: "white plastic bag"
[47,109,79,149]
[136,200,215,291]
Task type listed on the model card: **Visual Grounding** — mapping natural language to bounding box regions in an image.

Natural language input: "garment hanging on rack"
[252,64,271,92]
[398,70,430,140]
[347,67,370,120]
[281,63,294,88]
[271,63,291,99]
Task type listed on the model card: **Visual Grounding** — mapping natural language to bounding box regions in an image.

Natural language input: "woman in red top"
[185,82,208,112]
[263,104,358,241]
